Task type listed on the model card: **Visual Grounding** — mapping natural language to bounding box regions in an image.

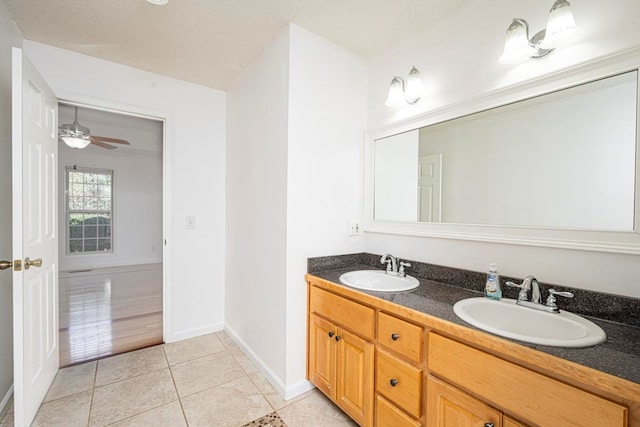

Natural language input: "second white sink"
[453,297,606,348]
[339,270,419,293]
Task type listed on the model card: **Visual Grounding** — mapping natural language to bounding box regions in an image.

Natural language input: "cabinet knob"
[335,335,341,342]
[391,333,400,341]
[328,331,335,338]
[484,423,494,427]
[389,378,398,387]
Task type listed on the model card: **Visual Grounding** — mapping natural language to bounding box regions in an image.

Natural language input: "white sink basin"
[453,298,606,348]
[339,270,419,293]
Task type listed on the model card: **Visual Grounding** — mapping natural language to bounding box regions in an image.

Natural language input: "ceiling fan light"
[61,135,91,149]
[499,19,535,64]
[146,0,169,4]
[540,0,581,49]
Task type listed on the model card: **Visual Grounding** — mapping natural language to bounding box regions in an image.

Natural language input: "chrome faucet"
[381,253,397,273]
[380,254,411,277]
[506,275,573,313]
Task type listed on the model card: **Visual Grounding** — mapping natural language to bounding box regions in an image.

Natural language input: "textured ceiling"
[4,0,464,90]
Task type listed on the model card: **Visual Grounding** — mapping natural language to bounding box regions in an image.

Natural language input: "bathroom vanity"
[305,261,640,427]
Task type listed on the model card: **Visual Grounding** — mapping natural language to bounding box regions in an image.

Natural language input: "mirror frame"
[364,48,640,254]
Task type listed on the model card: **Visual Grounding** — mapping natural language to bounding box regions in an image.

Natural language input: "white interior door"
[418,154,442,222]
[12,47,59,427]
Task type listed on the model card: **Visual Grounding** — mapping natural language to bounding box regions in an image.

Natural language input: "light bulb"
[540,0,581,49]
[385,77,405,108]
[61,136,91,149]
[499,19,535,64]
[405,67,423,104]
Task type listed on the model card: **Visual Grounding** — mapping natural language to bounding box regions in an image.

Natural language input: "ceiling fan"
[58,106,130,150]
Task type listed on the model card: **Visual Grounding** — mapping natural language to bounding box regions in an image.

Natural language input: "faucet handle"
[382,259,392,272]
[546,288,574,308]
[506,280,529,301]
[399,261,411,276]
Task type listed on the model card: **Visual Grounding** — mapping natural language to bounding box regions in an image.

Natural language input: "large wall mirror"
[365,51,640,254]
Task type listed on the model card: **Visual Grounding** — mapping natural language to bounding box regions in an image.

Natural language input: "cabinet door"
[309,314,337,400]
[337,328,374,427]
[376,395,421,427]
[503,416,528,427]
[427,375,502,427]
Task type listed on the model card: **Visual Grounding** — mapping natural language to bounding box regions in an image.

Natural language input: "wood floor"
[59,263,163,367]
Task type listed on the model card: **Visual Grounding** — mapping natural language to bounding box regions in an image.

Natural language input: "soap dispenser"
[484,263,502,300]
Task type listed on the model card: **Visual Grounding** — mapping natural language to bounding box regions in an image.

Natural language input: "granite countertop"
[310,264,640,385]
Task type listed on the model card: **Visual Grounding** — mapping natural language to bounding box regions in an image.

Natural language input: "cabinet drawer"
[310,286,375,339]
[375,395,421,427]
[376,349,422,418]
[377,312,422,363]
[428,333,628,427]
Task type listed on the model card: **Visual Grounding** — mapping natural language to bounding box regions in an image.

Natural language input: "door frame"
[55,93,174,343]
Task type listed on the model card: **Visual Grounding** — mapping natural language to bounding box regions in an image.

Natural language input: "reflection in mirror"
[374,71,638,231]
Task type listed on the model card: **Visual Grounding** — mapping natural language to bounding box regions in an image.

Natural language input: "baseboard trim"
[223,325,287,396]
[223,325,315,401]
[166,322,224,343]
[0,384,13,422]
[284,379,315,400]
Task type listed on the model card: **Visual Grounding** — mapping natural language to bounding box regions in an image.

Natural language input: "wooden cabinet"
[375,312,424,425]
[426,375,502,427]
[336,328,374,425]
[307,275,638,427]
[376,349,422,418]
[378,311,422,364]
[427,375,531,427]
[376,395,421,427]
[308,314,336,399]
[428,333,627,427]
[308,287,375,426]
[503,416,527,427]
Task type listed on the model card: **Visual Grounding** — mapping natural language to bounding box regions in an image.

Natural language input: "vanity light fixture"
[385,66,423,107]
[499,0,581,65]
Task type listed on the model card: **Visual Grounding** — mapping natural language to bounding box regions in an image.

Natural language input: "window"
[66,167,113,254]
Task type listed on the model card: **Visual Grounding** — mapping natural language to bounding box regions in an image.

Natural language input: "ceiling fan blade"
[90,139,117,150]
[91,135,130,145]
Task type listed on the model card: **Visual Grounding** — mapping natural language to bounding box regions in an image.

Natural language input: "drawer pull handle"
[328,331,335,338]
[389,378,398,387]
[335,335,342,342]
[484,423,494,427]
[391,333,400,341]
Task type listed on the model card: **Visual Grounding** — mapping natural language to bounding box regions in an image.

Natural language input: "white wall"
[58,145,163,271]
[286,24,368,393]
[365,0,640,297]
[368,0,640,129]
[226,28,290,386]
[23,41,227,341]
[227,24,367,397]
[0,0,22,411]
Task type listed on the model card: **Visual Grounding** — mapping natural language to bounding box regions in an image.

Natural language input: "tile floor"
[1,331,357,427]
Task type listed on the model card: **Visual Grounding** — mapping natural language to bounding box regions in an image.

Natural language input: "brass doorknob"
[24,257,42,270]
[0,260,12,270]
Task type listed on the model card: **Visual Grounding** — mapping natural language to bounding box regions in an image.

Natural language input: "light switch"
[185,216,196,230]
